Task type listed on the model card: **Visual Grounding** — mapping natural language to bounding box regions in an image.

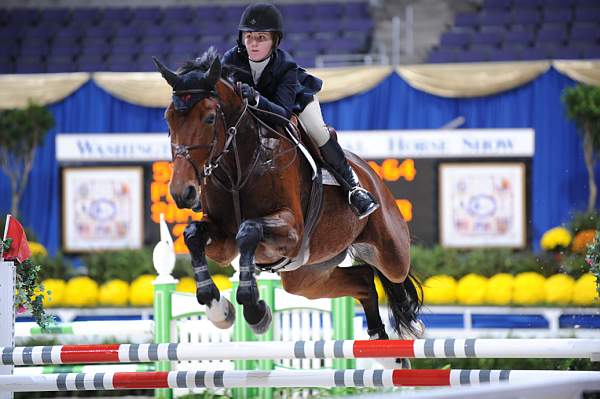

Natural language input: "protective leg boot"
[319,138,380,219]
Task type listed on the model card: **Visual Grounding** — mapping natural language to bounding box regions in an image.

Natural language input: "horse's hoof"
[206,296,236,329]
[247,300,272,335]
[375,357,411,369]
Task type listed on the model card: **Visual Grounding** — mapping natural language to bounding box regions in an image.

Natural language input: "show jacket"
[222,46,323,126]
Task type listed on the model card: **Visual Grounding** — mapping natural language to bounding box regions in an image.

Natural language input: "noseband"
[170,88,248,185]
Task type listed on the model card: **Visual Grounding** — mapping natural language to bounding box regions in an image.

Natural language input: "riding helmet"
[237,3,284,49]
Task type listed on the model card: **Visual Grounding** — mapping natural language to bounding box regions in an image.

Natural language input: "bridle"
[170,88,249,185]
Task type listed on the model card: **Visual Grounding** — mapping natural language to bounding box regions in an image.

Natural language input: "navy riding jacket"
[222,46,323,127]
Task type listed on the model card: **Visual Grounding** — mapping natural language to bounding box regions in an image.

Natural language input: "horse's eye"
[205,114,216,125]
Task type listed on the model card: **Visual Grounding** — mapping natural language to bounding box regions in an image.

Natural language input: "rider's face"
[243,32,273,61]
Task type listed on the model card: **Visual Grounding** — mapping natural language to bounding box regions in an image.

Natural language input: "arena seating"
[0,2,373,74]
[428,0,600,63]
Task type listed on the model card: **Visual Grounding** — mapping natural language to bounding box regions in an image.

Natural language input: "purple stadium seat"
[536,27,567,42]
[540,0,575,6]
[71,8,102,25]
[483,0,512,10]
[521,46,551,60]
[0,42,19,58]
[343,2,369,18]
[194,6,223,20]
[197,22,222,37]
[471,31,502,46]
[582,46,600,58]
[343,18,374,34]
[114,24,143,39]
[15,55,45,73]
[295,40,322,53]
[575,0,600,7]
[103,8,133,25]
[80,42,111,57]
[162,7,192,23]
[138,56,158,72]
[455,12,480,27]
[112,36,138,48]
[512,9,540,25]
[574,7,600,22]
[428,48,457,63]
[440,31,471,47]
[570,25,599,42]
[0,58,14,74]
[518,0,541,8]
[10,9,40,26]
[39,8,71,26]
[489,48,522,61]
[314,3,343,19]
[294,51,317,68]
[22,25,48,39]
[77,54,105,72]
[221,6,246,21]
[49,43,80,57]
[47,55,77,72]
[542,8,573,23]
[457,50,490,62]
[286,19,314,34]
[132,7,162,23]
[481,11,512,26]
[278,4,313,20]
[312,18,340,35]
[503,29,535,45]
[552,46,581,59]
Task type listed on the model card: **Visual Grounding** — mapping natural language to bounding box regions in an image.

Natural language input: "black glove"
[239,83,258,106]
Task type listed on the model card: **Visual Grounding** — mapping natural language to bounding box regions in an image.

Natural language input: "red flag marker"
[2,215,32,263]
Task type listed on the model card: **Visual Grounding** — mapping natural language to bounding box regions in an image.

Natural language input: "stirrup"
[348,186,380,220]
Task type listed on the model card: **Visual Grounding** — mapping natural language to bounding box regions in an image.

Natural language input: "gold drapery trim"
[92,67,393,107]
[396,61,551,98]
[0,73,90,109]
[308,65,393,102]
[552,60,600,87]
[93,72,171,108]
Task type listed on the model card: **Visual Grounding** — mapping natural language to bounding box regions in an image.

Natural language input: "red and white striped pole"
[1,369,599,392]
[2,339,599,366]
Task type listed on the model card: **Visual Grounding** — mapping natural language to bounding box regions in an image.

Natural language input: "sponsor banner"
[56,129,534,162]
[338,129,535,158]
[56,133,171,162]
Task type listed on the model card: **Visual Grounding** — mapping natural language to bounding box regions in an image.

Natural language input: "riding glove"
[239,83,259,106]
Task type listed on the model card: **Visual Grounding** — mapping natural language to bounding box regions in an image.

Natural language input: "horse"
[153,48,422,344]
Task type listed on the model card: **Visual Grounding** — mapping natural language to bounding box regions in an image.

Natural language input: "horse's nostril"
[183,185,197,202]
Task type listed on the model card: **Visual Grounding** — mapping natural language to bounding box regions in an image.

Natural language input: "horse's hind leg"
[184,221,235,329]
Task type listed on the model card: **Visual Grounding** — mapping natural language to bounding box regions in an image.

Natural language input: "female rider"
[222,2,379,219]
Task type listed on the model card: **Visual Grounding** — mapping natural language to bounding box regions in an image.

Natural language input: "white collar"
[249,56,271,84]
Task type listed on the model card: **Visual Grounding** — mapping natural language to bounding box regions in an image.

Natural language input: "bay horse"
[154,48,422,343]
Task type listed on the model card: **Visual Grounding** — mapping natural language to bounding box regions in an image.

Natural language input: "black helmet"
[237,3,284,48]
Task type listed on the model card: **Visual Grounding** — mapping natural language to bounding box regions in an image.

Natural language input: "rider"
[222,2,379,219]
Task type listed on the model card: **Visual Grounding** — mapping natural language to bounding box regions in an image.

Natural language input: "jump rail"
[2,338,600,366]
[2,369,599,392]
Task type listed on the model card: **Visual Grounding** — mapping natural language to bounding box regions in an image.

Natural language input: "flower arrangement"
[0,238,53,328]
[540,227,572,251]
[584,231,600,299]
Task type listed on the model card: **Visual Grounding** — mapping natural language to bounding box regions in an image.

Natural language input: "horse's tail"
[373,268,423,337]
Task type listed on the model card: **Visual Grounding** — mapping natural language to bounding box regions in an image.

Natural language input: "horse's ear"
[206,57,221,87]
[153,56,181,88]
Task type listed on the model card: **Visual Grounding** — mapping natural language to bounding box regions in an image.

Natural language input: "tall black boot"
[320,138,380,219]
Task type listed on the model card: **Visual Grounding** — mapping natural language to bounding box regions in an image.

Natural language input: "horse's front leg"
[184,221,236,329]
[235,210,302,335]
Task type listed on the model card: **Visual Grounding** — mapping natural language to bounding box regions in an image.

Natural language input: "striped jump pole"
[2,339,599,366]
[1,369,599,392]
[14,364,154,375]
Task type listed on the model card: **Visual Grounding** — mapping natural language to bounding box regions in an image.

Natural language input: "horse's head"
[155,49,229,211]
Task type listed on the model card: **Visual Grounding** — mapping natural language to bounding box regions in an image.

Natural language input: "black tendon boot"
[320,138,380,219]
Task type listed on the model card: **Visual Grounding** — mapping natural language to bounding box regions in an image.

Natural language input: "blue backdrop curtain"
[0,67,591,255]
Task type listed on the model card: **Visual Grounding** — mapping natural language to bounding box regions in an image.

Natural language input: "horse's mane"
[176,46,251,82]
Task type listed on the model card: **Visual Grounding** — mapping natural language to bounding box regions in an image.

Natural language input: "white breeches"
[298,96,330,147]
